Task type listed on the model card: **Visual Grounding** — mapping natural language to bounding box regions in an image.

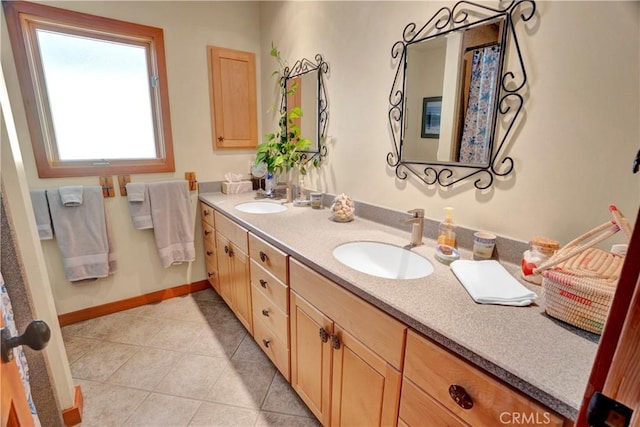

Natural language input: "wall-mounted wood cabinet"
[207,46,258,150]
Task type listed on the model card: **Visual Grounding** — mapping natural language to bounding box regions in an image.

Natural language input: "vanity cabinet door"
[331,325,402,427]
[216,231,252,335]
[290,290,333,426]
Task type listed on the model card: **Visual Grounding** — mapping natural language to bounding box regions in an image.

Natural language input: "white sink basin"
[235,201,287,214]
[333,241,434,280]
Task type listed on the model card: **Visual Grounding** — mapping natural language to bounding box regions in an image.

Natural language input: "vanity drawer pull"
[203,230,211,236]
[207,272,214,278]
[203,210,210,216]
[449,385,473,410]
[261,308,270,317]
[225,246,233,257]
[262,339,271,348]
[319,327,329,343]
[206,250,213,256]
[330,334,341,350]
[259,251,268,262]
[259,279,268,288]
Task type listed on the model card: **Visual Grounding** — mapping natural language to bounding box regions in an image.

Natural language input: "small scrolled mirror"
[282,54,329,164]
[388,0,537,189]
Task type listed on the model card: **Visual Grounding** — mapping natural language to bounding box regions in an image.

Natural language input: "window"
[3,1,174,177]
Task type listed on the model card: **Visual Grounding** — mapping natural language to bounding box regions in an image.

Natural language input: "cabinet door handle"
[207,272,214,278]
[259,279,267,288]
[206,250,213,256]
[203,210,210,216]
[225,246,233,257]
[204,230,211,236]
[319,327,329,343]
[261,309,270,317]
[259,251,268,262]
[449,385,473,409]
[218,136,225,142]
[330,333,340,350]
[262,339,271,348]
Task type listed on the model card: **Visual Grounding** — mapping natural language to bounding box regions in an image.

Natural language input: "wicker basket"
[533,207,630,334]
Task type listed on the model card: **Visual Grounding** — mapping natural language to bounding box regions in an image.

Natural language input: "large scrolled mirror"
[388,0,537,189]
[282,54,329,164]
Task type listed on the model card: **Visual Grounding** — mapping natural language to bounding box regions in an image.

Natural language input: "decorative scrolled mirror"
[281,54,329,164]
[388,0,537,189]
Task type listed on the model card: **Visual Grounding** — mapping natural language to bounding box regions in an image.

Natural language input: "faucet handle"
[407,208,425,218]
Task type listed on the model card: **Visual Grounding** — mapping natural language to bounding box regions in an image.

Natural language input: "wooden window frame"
[2,0,175,178]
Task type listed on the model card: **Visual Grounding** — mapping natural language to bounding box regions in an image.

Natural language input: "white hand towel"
[30,189,53,240]
[125,182,153,229]
[59,186,83,206]
[450,260,537,306]
[47,186,116,282]
[148,181,195,268]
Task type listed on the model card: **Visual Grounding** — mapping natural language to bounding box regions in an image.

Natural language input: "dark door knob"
[1,320,51,363]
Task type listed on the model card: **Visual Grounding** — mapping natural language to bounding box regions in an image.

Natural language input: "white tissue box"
[222,181,253,194]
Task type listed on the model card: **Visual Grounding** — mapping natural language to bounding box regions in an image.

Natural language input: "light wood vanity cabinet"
[290,258,405,427]
[401,330,566,427]
[199,202,218,292]
[248,233,290,380]
[213,211,252,334]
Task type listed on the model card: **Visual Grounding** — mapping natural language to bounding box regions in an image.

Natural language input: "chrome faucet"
[401,209,425,246]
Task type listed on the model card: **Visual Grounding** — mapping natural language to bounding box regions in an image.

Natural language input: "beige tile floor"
[62,288,320,427]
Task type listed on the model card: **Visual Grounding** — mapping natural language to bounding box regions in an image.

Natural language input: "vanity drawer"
[249,233,288,283]
[250,259,288,312]
[214,211,248,252]
[252,284,289,345]
[205,260,219,293]
[253,315,290,380]
[290,258,406,370]
[200,202,215,227]
[400,378,468,427]
[201,221,215,245]
[404,330,564,427]
[204,240,217,269]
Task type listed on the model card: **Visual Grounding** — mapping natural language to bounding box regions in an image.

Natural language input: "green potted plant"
[255,44,312,198]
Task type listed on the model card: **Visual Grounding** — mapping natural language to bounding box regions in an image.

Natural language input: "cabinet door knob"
[204,230,211,236]
[330,333,341,350]
[449,385,473,409]
[259,251,268,262]
[206,250,213,256]
[1,320,51,363]
[203,210,210,216]
[218,136,224,142]
[259,279,267,288]
[207,272,214,278]
[319,327,329,343]
[262,339,271,348]
[261,309,270,317]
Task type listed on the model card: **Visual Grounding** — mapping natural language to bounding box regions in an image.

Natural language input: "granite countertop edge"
[198,190,598,420]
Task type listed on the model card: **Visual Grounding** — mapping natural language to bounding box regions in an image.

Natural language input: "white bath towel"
[59,186,83,206]
[30,189,53,240]
[450,260,537,306]
[47,186,117,282]
[125,182,153,230]
[147,181,195,268]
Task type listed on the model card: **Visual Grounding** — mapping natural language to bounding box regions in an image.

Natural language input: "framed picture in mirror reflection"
[421,97,442,139]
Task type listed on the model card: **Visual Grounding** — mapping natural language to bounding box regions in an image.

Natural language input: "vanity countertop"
[199,191,598,420]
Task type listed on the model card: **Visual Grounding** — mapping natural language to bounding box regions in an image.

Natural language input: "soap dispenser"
[437,207,456,247]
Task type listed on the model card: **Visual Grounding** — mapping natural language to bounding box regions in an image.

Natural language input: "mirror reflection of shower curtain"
[458,46,500,164]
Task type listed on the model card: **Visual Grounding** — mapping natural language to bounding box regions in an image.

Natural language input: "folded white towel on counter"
[47,186,117,282]
[147,181,195,268]
[125,182,153,229]
[30,189,53,240]
[59,186,83,206]
[450,260,537,306]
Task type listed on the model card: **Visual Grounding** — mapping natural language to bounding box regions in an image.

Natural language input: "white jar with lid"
[521,236,559,284]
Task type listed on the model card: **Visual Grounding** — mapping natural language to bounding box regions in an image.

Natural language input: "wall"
[260,1,639,245]
[1,1,262,314]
